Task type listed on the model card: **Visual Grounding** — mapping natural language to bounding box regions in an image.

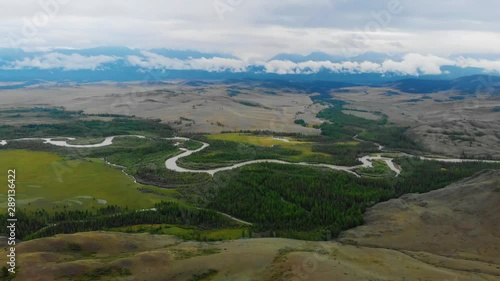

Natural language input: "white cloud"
[3,50,500,75]
[381,53,455,75]
[189,57,247,72]
[455,57,500,72]
[262,60,303,74]
[127,52,185,69]
[127,51,247,72]
[3,53,118,70]
[262,54,500,75]
[262,54,456,75]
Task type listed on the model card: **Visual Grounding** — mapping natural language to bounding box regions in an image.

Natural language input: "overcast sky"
[1,0,499,61]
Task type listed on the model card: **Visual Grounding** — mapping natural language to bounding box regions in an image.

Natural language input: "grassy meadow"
[0,150,180,212]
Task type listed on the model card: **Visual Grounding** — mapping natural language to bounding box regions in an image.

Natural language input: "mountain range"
[0,47,499,85]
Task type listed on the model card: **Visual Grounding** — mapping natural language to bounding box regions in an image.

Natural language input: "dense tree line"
[0,110,175,139]
[1,107,83,120]
[0,202,238,241]
[133,165,212,187]
[204,164,390,239]
[393,158,499,194]
[180,136,377,168]
[317,105,420,151]
[198,160,500,240]
[178,138,301,169]
[311,141,378,166]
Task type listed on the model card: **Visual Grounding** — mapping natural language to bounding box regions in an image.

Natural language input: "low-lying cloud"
[127,51,247,72]
[3,50,500,75]
[455,57,500,72]
[263,53,498,75]
[3,53,118,71]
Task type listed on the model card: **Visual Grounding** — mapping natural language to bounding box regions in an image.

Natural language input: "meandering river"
[2,135,499,178]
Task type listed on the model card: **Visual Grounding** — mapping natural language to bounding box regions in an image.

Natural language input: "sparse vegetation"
[77,266,132,281]
[238,101,260,107]
[385,91,400,96]
[67,242,83,252]
[294,119,308,127]
[190,269,218,281]
[228,89,243,97]
[357,160,395,178]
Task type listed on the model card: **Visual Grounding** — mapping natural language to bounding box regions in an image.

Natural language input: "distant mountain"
[0,49,35,64]
[0,47,499,86]
[268,51,401,63]
[51,46,144,57]
[0,47,237,64]
[388,75,500,94]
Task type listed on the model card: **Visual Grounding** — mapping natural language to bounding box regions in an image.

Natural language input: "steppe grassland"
[0,83,326,134]
[9,231,495,281]
[0,150,179,211]
[334,86,500,158]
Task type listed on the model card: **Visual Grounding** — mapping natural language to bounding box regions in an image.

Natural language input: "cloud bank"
[4,53,118,71]
[2,50,500,75]
[127,51,247,72]
[262,53,457,75]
